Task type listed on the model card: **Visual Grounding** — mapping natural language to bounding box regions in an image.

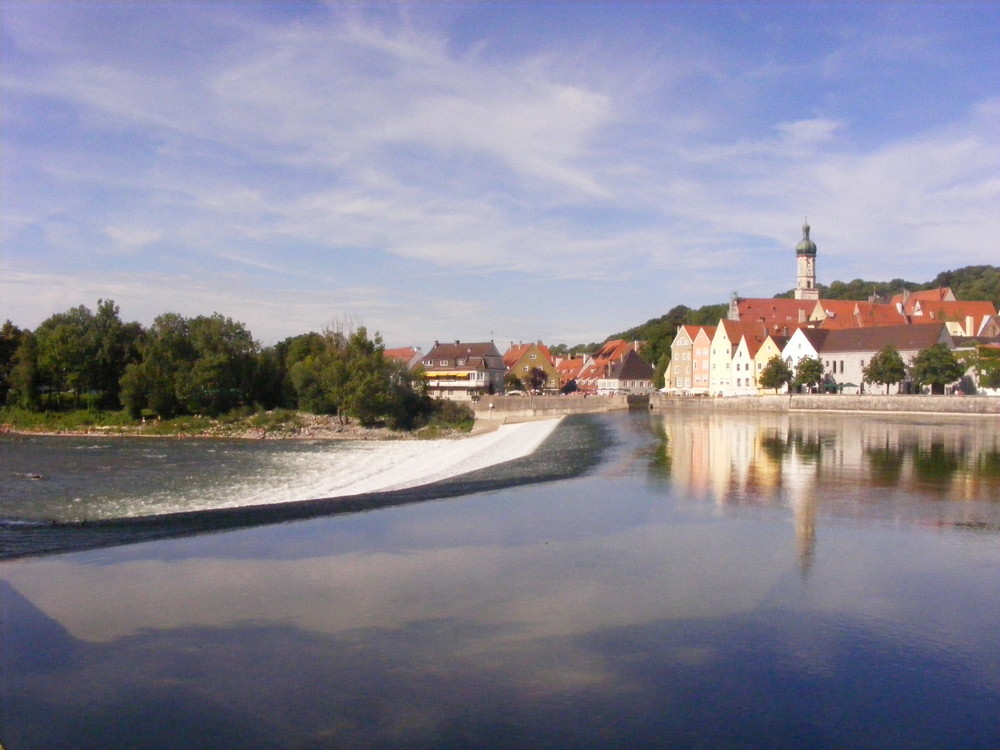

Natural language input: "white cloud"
[2,4,998,343]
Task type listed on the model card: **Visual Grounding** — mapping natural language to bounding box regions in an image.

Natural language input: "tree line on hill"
[774,265,1000,306]
[0,302,437,429]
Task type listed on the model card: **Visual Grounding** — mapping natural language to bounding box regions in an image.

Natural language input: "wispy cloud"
[2,3,998,344]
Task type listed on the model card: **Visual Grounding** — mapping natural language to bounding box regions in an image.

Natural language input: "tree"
[0,320,24,406]
[863,345,907,394]
[6,332,40,410]
[793,356,825,393]
[121,312,259,418]
[504,372,524,392]
[911,343,965,395]
[526,367,548,393]
[34,305,95,407]
[652,353,670,390]
[90,299,143,409]
[759,356,792,393]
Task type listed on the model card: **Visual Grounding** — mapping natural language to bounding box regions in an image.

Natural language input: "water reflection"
[3,412,1000,749]
[653,410,1000,573]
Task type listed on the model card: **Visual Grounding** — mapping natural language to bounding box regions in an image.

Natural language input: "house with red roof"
[502,341,559,392]
[709,320,770,396]
[383,346,423,371]
[575,339,641,393]
[666,325,714,394]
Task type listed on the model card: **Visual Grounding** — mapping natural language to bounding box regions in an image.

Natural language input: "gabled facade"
[710,320,768,396]
[690,327,714,394]
[420,340,506,401]
[754,335,789,393]
[782,328,829,369]
[667,325,696,392]
[502,341,559,392]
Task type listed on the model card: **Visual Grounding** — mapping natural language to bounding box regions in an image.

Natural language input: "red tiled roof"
[817,301,905,329]
[384,347,420,366]
[819,323,951,353]
[891,287,956,305]
[735,298,816,327]
[502,342,555,370]
[906,300,996,326]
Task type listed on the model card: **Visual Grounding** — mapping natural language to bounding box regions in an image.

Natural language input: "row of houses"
[667,287,1000,396]
[665,225,999,395]
[385,338,657,401]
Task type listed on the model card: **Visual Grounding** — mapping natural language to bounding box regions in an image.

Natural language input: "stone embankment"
[473,393,1000,421]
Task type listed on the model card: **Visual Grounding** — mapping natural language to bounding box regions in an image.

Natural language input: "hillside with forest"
[601,264,1000,378]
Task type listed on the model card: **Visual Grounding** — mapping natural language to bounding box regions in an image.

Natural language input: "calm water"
[1,410,999,749]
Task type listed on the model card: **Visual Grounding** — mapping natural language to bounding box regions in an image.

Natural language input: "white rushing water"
[108,418,564,518]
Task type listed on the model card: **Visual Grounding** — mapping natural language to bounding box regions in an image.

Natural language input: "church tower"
[794,219,819,301]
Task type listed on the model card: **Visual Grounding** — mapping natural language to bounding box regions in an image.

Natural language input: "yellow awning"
[425,371,474,378]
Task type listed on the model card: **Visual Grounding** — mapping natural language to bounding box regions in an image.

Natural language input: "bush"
[417,400,475,437]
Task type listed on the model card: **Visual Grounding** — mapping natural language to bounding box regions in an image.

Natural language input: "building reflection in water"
[652,410,1000,573]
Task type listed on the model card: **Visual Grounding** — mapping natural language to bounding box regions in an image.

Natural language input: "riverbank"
[0,411,475,442]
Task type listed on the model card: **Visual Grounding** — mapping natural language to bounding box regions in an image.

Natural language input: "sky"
[2,1,999,350]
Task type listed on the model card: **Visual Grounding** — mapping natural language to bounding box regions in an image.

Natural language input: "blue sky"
[2,2,998,349]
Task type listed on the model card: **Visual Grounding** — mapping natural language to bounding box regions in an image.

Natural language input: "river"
[1,410,999,749]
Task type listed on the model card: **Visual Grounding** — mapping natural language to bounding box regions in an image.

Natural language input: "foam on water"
[103,418,563,519]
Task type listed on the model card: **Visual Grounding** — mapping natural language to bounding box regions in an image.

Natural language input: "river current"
[1,409,999,749]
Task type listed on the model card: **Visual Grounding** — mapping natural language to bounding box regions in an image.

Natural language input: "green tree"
[970,346,1000,390]
[911,343,965,395]
[759,356,793,393]
[179,314,259,415]
[526,367,548,393]
[793,356,825,393]
[121,313,192,418]
[504,372,524,392]
[90,299,143,409]
[863,345,907,394]
[121,312,258,418]
[34,305,95,407]
[0,320,24,406]
[652,353,670,390]
[6,332,40,410]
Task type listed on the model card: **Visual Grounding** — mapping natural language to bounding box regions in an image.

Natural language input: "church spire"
[794,219,819,300]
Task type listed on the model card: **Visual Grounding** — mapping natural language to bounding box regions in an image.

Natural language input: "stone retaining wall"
[472,394,632,422]
[472,393,999,421]
[650,393,1000,415]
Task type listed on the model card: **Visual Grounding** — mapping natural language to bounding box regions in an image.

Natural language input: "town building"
[502,341,559,392]
[420,341,506,401]
[597,349,655,395]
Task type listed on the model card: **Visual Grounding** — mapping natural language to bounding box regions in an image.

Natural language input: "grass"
[0,402,473,439]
